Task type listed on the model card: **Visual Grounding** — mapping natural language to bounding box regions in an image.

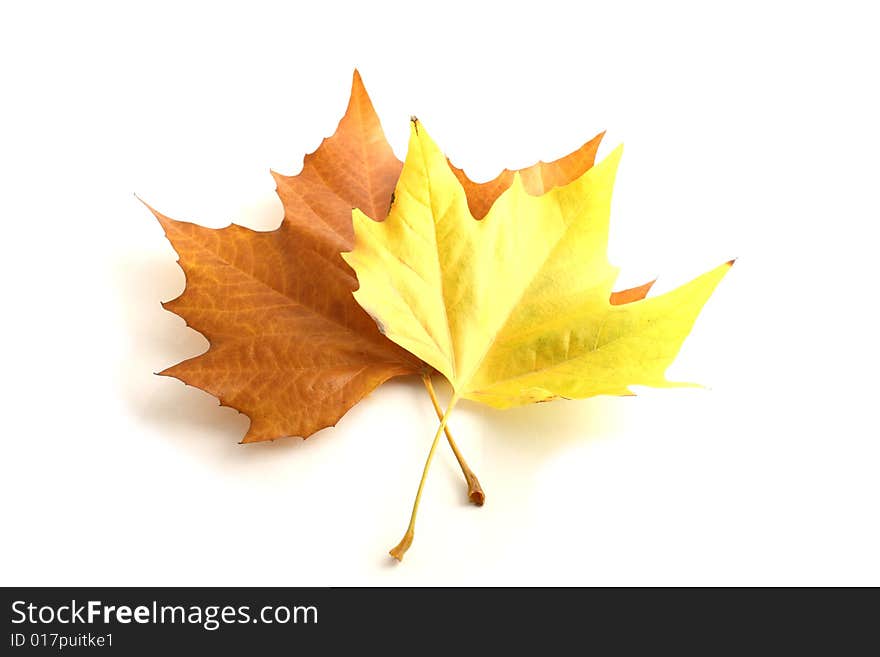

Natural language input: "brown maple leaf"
[148,72,422,443]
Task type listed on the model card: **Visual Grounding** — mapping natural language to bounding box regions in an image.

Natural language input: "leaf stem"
[421,373,484,506]
[389,393,460,562]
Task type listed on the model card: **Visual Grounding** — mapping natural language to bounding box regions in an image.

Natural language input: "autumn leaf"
[146,71,671,536]
[344,119,732,559]
[146,78,420,445]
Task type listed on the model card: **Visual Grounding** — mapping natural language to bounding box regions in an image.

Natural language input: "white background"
[1,1,878,586]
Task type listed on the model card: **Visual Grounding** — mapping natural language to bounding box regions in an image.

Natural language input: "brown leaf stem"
[390,394,460,562]
[421,373,484,506]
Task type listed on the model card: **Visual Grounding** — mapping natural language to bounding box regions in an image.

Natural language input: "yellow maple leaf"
[343,119,732,559]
